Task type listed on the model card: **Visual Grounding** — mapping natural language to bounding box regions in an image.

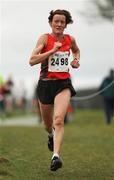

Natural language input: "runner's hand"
[70,58,80,68]
[52,42,62,52]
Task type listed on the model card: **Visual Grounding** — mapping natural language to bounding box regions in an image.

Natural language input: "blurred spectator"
[64,102,73,124]
[0,75,6,119]
[32,84,41,123]
[19,80,27,112]
[13,80,27,112]
[4,76,14,113]
[99,69,114,124]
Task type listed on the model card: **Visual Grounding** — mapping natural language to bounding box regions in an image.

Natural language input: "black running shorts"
[37,78,76,104]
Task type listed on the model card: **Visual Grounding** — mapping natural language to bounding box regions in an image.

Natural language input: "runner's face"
[50,14,66,34]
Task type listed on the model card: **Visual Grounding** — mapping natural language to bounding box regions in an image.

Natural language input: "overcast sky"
[0,0,114,97]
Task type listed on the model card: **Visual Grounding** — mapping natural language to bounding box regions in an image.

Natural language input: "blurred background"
[0,2,114,178]
[0,0,114,121]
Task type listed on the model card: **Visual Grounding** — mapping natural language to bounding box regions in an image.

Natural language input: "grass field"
[0,110,114,180]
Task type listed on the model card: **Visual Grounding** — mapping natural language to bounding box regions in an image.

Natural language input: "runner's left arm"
[70,36,80,68]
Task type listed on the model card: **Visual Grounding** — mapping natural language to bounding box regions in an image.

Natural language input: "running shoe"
[48,135,53,152]
[50,156,62,171]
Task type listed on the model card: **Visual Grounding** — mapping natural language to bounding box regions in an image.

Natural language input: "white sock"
[52,153,59,159]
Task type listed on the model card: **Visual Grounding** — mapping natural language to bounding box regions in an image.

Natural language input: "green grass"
[0,110,114,180]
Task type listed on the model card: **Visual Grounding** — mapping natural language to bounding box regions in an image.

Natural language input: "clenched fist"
[52,42,62,53]
[70,59,80,68]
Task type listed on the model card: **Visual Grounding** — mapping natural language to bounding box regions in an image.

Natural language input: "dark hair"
[48,9,73,25]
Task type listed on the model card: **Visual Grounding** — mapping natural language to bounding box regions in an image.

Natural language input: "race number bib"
[48,51,69,72]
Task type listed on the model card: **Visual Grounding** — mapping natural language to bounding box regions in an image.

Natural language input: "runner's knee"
[54,115,64,127]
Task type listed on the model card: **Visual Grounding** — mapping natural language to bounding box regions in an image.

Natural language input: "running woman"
[29,9,80,171]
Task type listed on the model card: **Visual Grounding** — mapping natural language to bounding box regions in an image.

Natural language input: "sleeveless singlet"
[39,33,72,80]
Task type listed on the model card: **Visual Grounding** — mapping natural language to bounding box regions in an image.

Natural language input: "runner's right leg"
[39,102,54,151]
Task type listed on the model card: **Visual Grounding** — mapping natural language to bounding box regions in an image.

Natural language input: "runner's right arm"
[29,34,62,66]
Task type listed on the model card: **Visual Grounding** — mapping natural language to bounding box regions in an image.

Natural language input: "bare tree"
[80,0,114,22]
